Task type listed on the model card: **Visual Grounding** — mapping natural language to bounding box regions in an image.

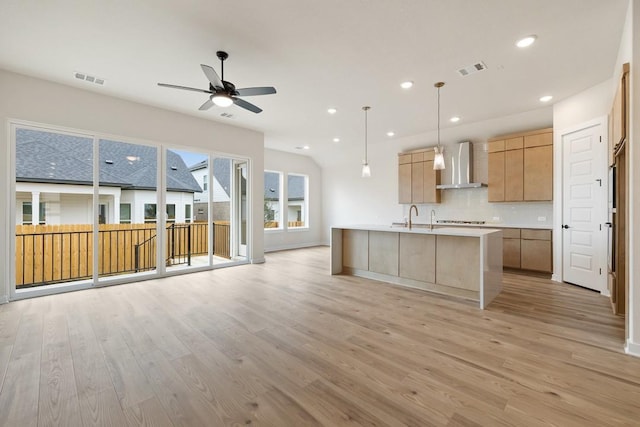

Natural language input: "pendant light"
[361,106,371,178]
[433,82,446,170]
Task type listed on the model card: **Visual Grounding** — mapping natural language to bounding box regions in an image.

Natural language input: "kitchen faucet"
[409,205,418,230]
[430,209,436,231]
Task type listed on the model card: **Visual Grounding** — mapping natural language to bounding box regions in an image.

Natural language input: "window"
[166,204,176,223]
[264,171,282,229]
[22,202,32,225]
[185,205,191,223]
[287,174,308,228]
[98,204,107,224]
[203,175,208,191]
[22,202,46,225]
[144,203,157,223]
[120,203,131,224]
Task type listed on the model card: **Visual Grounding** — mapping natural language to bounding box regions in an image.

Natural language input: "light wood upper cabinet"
[524,145,553,201]
[488,150,505,202]
[505,149,524,201]
[488,128,552,202]
[423,160,441,203]
[398,149,441,204]
[398,163,412,204]
[411,161,425,204]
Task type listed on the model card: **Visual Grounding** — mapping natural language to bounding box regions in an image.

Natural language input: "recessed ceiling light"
[387,131,395,137]
[539,95,553,103]
[450,116,461,123]
[327,108,337,114]
[303,145,310,150]
[516,35,537,48]
[400,81,414,89]
[333,137,340,143]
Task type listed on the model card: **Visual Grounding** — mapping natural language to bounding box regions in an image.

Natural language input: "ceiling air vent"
[457,61,487,77]
[74,71,106,86]
[220,112,234,118]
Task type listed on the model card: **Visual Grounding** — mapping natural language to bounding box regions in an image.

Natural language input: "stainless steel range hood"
[436,141,487,189]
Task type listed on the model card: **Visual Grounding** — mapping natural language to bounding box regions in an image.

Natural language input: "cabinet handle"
[562,224,570,229]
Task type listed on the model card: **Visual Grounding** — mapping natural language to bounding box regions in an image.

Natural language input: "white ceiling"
[0,0,628,163]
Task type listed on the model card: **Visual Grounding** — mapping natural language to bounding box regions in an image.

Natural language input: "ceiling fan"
[157,51,276,114]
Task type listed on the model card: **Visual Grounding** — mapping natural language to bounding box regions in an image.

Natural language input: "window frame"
[263,170,283,231]
[286,173,309,230]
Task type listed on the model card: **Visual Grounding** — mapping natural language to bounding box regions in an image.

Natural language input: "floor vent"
[74,71,105,86]
[457,61,487,77]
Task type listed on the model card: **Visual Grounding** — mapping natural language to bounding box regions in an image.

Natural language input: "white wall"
[264,149,323,252]
[0,69,265,302]
[321,107,553,244]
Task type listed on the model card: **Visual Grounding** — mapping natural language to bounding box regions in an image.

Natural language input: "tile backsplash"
[401,187,553,227]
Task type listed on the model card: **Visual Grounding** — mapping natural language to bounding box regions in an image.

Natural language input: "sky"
[171,149,208,168]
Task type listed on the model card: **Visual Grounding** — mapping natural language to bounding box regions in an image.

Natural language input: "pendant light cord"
[363,106,370,162]
[364,108,368,161]
[437,85,440,149]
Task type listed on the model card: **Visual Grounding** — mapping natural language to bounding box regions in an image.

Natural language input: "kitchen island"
[331,225,503,309]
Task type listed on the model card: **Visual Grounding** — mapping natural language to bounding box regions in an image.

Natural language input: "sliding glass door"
[97,138,158,282]
[13,125,95,292]
[11,121,253,298]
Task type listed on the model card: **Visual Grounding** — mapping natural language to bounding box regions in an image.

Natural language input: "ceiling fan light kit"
[157,50,276,114]
[212,93,233,107]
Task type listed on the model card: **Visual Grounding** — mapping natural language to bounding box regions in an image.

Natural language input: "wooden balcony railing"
[15,221,230,288]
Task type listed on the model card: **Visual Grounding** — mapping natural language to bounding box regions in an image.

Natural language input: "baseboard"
[264,241,324,253]
[625,339,640,358]
[551,273,561,283]
[250,257,266,264]
[0,295,9,304]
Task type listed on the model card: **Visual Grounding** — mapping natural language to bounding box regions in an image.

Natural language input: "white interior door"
[562,122,607,292]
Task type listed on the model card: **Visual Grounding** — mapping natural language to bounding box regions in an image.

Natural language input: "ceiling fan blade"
[158,83,212,94]
[200,64,224,89]
[198,98,214,111]
[235,86,277,97]
[233,97,263,114]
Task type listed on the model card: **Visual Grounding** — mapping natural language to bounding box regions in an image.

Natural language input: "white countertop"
[433,222,552,230]
[333,224,501,237]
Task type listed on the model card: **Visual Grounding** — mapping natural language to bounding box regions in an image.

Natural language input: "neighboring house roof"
[264,172,305,201]
[16,129,201,193]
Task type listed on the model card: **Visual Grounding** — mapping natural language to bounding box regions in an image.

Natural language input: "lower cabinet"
[399,233,435,282]
[520,229,552,272]
[502,228,521,269]
[342,229,368,270]
[501,228,552,273]
[369,231,399,276]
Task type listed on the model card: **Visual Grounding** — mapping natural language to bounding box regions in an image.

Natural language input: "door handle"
[562,224,570,229]
[605,222,612,228]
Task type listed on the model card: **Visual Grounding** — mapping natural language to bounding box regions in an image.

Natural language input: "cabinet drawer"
[398,154,412,165]
[505,136,524,150]
[524,132,552,148]
[521,239,552,272]
[503,238,521,269]
[501,228,521,239]
[412,152,425,163]
[521,229,551,240]
[488,140,505,152]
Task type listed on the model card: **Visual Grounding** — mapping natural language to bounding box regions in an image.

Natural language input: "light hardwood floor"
[0,246,638,426]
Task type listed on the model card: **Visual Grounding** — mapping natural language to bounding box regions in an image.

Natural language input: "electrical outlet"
[538,216,546,222]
